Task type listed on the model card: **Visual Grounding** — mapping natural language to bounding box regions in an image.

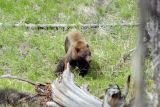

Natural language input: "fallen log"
[0,23,139,29]
[48,63,110,107]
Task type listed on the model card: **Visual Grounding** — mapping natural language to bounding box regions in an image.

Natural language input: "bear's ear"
[86,44,89,48]
[75,47,80,52]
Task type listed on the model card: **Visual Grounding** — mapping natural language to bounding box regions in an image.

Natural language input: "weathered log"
[0,23,139,29]
[48,63,110,107]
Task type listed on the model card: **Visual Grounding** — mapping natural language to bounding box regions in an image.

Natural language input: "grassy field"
[0,0,137,97]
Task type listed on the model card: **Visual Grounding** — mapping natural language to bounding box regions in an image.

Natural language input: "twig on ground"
[123,48,136,62]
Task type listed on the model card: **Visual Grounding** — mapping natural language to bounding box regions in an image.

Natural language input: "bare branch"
[123,48,135,62]
[0,74,37,86]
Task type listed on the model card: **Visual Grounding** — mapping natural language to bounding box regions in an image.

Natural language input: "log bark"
[146,0,160,106]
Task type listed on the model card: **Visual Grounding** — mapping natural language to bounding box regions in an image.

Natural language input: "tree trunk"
[146,0,160,106]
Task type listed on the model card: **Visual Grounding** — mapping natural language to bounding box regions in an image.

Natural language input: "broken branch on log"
[0,74,52,100]
[0,74,52,107]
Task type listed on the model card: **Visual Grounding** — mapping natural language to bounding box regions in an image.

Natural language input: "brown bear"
[55,31,91,77]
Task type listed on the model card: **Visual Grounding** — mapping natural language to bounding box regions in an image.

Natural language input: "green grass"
[0,0,137,24]
[0,0,137,97]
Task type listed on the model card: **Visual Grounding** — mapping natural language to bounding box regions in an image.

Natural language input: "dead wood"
[132,0,148,106]
[48,63,110,107]
[0,74,52,107]
[0,74,37,85]
[122,48,135,62]
[0,64,132,107]
[0,23,139,29]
